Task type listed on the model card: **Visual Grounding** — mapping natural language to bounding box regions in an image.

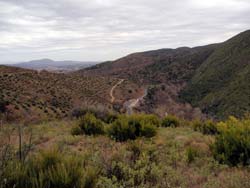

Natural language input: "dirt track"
[110,79,124,103]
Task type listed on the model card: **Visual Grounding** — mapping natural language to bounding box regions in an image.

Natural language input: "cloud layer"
[0,0,249,62]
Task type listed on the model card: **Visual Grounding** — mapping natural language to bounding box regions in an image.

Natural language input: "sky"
[0,0,249,63]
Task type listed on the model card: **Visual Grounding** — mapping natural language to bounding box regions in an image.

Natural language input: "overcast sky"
[0,0,249,63]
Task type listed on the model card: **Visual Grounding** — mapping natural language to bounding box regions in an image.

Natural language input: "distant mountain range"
[8,59,98,72]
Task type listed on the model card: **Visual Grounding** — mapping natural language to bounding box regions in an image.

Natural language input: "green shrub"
[192,120,218,135]
[78,113,105,135]
[100,152,162,187]
[192,119,203,131]
[108,115,157,142]
[83,167,98,188]
[127,142,142,162]
[140,114,161,127]
[202,120,218,135]
[103,113,118,124]
[186,147,199,164]
[212,117,250,166]
[108,117,136,141]
[38,149,62,170]
[40,157,84,188]
[71,125,83,136]
[140,123,157,138]
[1,150,86,188]
[161,115,180,127]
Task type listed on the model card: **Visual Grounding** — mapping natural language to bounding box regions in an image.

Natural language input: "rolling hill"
[82,30,250,119]
[0,66,115,122]
[180,30,250,118]
[1,30,249,121]
[0,65,144,122]
[8,59,97,72]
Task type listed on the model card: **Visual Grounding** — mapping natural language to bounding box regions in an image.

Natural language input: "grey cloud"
[0,0,249,63]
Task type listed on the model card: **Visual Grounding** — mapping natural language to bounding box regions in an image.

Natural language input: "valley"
[1,30,250,122]
[1,0,250,187]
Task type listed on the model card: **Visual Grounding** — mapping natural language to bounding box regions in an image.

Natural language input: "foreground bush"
[1,149,97,188]
[97,145,162,187]
[108,115,157,141]
[212,117,250,166]
[76,113,105,135]
[161,115,180,127]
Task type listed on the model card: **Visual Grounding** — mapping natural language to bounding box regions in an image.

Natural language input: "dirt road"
[124,89,148,115]
[110,79,124,103]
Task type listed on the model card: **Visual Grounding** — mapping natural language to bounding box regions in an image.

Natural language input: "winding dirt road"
[110,79,124,103]
[124,89,148,115]
[110,79,148,115]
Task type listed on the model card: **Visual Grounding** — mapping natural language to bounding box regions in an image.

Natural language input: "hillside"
[83,45,217,84]
[81,45,218,119]
[180,30,250,118]
[82,30,250,119]
[0,66,114,122]
[0,65,146,122]
[1,31,249,120]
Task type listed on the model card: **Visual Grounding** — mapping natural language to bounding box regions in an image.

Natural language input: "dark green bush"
[108,117,136,141]
[140,123,157,138]
[108,115,157,142]
[192,120,218,135]
[140,114,160,127]
[161,115,180,127]
[71,125,83,136]
[78,113,105,135]
[212,117,250,166]
[103,113,118,124]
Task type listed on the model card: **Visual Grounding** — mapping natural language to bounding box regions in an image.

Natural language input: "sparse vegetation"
[0,66,118,122]
[1,114,250,188]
